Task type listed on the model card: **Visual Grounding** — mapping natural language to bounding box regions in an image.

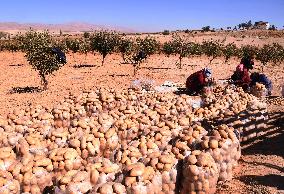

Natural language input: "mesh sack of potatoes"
[200,125,241,181]
[181,151,219,194]
[121,162,163,194]
[0,170,20,194]
[54,170,92,193]
[250,83,268,98]
[48,148,82,172]
[11,153,53,193]
[89,182,126,194]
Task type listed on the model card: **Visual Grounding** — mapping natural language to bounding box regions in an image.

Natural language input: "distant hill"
[0,22,137,34]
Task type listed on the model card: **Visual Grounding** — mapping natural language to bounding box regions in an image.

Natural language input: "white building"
[254,21,270,30]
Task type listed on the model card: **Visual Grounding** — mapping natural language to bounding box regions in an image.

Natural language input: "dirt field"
[0,33,283,193]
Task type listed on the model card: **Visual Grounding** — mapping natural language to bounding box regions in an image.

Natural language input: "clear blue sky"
[1,0,283,31]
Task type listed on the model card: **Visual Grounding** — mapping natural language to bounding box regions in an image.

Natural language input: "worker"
[186,68,213,95]
[230,57,254,91]
[250,72,273,95]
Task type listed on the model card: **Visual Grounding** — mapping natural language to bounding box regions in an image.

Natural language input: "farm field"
[0,32,283,194]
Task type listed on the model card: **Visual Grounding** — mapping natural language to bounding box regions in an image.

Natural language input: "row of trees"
[0,30,283,89]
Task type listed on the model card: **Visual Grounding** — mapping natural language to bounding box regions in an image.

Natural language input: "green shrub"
[21,30,66,90]
[118,37,135,63]
[222,43,239,62]
[90,31,120,65]
[201,40,222,63]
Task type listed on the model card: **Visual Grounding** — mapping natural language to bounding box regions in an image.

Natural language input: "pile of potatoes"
[203,85,268,143]
[0,85,268,193]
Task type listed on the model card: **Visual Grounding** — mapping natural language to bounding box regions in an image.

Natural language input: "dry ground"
[0,41,283,193]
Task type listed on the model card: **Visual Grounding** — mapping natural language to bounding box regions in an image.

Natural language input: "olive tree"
[222,43,239,63]
[201,40,222,64]
[133,36,159,74]
[65,38,81,63]
[118,36,135,63]
[163,35,201,69]
[239,45,258,59]
[78,38,91,65]
[21,30,66,90]
[90,31,120,66]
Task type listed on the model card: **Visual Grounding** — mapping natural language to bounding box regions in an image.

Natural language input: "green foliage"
[256,43,284,70]
[136,36,159,56]
[78,38,91,64]
[269,43,284,64]
[118,36,135,62]
[202,26,211,32]
[222,43,239,62]
[0,31,8,39]
[163,34,202,68]
[239,45,258,59]
[65,38,81,54]
[201,40,222,63]
[83,32,90,39]
[53,40,68,53]
[162,30,170,35]
[21,30,66,90]
[90,31,120,65]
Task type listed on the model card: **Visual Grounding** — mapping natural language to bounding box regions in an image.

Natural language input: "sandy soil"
[0,36,283,193]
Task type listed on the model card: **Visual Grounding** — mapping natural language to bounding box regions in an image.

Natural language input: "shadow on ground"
[10,86,43,94]
[242,111,284,157]
[9,64,24,67]
[73,64,97,68]
[239,174,284,191]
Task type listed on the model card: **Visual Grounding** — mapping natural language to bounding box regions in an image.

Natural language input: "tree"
[90,31,120,65]
[118,36,135,63]
[0,31,8,39]
[21,30,66,90]
[239,45,258,59]
[202,26,211,32]
[83,32,90,39]
[132,36,159,74]
[256,43,284,71]
[136,36,159,57]
[256,44,274,71]
[162,30,170,35]
[269,25,277,30]
[222,43,239,63]
[163,34,200,69]
[201,40,222,64]
[65,38,81,63]
[78,38,91,65]
[270,43,284,65]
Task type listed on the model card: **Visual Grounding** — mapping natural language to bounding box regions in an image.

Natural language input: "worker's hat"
[204,68,212,78]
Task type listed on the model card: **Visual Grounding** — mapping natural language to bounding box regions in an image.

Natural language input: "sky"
[0,0,284,32]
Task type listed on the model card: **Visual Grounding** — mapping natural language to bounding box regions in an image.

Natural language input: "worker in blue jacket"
[250,72,273,95]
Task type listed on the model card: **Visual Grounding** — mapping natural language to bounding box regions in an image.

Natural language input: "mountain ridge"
[0,22,137,33]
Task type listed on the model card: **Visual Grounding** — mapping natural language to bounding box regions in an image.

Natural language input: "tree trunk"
[102,54,106,66]
[40,73,48,90]
[210,57,214,65]
[179,56,182,69]
[122,53,126,63]
[73,53,77,65]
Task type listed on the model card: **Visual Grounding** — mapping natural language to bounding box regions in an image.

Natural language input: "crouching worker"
[186,68,213,95]
[250,72,273,96]
[230,57,254,91]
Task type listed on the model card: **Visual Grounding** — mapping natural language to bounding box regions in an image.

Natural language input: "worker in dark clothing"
[186,68,213,95]
[250,72,273,95]
[231,57,254,91]
[52,47,67,64]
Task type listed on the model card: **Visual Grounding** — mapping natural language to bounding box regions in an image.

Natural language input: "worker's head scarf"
[204,68,212,78]
[236,64,244,72]
[241,57,254,70]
